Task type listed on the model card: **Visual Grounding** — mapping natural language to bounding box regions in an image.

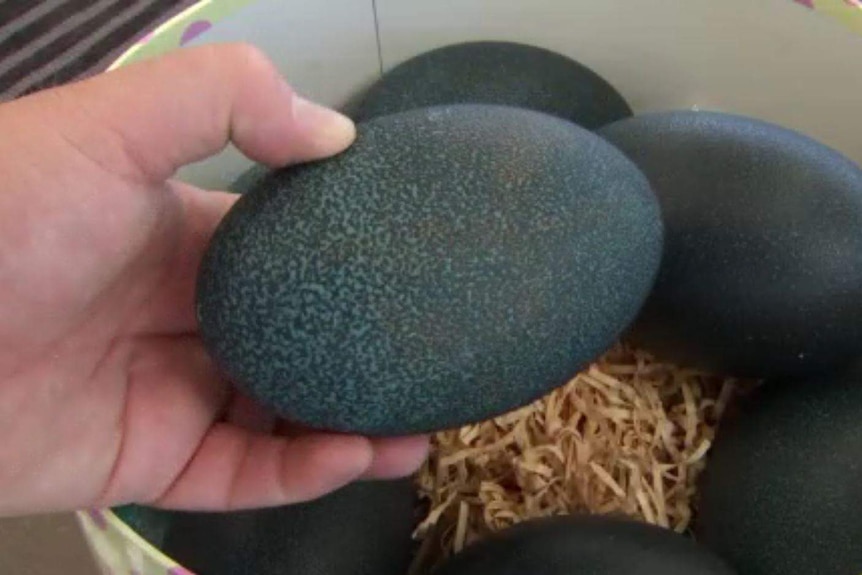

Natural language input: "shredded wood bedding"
[412,344,751,567]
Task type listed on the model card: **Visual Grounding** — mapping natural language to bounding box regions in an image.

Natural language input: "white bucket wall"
[375,0,862,164]
[175,0,381,190]
[173,0,862,191]
[170,0,862,188]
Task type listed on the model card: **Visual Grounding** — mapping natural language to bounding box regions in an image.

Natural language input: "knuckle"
[226,42,278,77]
[184,42,278,83]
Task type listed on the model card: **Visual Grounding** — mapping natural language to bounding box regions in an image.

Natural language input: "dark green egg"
[112,505,172,549]
[197,104,662,435]
[162,479,418,575]
[229,163,269,195]
[432,515,735,575]
[696,368,862,575]
[352,41,632,129]
[599,111,862,379]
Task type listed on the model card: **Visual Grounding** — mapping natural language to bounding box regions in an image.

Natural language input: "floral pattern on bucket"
[798,0,862,33]
[108,0,252,71]
[179,20,213,45]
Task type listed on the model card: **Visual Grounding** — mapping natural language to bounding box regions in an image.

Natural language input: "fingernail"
[292,95,356,159]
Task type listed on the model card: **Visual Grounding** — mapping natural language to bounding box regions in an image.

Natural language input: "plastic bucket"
[76,1,862,573]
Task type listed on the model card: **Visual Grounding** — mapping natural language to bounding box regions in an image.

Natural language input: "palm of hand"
[0,45,427,517]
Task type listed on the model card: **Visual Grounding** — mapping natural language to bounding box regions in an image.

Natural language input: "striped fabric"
[0,0,195,101]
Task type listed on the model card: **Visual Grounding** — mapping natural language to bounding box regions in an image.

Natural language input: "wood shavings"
[413,344,753,566]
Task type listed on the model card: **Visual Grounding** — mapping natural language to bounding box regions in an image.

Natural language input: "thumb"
[8,43,355,184]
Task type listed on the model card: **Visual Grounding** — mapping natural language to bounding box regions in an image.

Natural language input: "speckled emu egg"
[196,104,662,435]
[352,41,632,129]
[697,368,862,575]
[432,515,736,575]
[163,479,417,575]
[599,111,862,380]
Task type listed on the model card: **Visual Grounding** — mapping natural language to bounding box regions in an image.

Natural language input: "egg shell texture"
[162,479,417,575]
[697,368,862,575]
[353,41,632,129]
[432,515,736,575]
[197,104,662,435]
[599,110,862,379]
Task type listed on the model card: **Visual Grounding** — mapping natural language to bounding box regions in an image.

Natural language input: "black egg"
[599,111,862,379]
[353,41,632,129]
[697,368,862,575]
[162,479,418,575]
[112,505,172,549]
[229,163,268,195]
[432,515,735,575]
[196,105,661,435]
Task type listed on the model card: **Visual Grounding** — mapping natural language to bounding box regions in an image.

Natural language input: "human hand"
[0,44,429,517]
